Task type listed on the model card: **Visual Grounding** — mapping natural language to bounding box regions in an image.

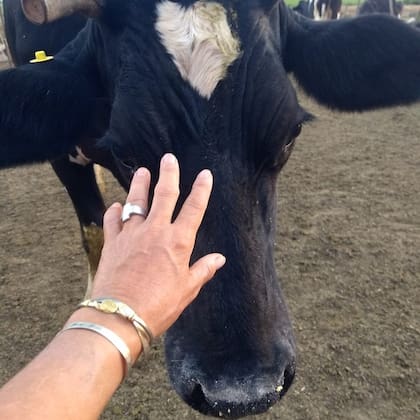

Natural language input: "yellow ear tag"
[30,50,54,64]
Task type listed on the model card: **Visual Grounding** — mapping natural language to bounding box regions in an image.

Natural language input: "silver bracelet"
[61,321,132,380]
[78,298,154,357]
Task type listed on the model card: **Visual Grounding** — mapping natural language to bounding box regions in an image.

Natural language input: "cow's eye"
[284,123,302,150]
[120,159,134,169]
[110,144,137,170]
[291,123,302,139]
[111,150,136,170]
[119,157,137,170]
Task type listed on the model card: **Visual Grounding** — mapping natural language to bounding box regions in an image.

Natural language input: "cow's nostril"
[182,375,292,419]
[167,336,297,417]
[281,363,296,397]
[187,382,209,414]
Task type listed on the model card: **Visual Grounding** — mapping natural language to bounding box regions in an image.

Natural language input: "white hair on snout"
[156,0,240,99]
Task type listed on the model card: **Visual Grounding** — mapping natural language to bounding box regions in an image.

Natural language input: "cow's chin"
[164,334,296,418]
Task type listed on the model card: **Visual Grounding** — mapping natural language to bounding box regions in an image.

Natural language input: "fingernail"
[135,167,148,178]
[215,255,226,269]
[197,169,212,181]
[162,153,177,167]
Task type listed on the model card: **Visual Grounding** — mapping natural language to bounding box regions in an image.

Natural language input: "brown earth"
[0,9,420,420]
[1,89,419,420]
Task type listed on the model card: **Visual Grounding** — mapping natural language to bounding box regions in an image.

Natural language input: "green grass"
[285,0,420,7]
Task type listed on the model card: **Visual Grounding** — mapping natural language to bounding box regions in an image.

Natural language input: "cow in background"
[1,0,420,418]
[1,0,123,297]
[358,0,404,17]
[293,0,315,18]
[315,0,342,19]
[293,0,342,20]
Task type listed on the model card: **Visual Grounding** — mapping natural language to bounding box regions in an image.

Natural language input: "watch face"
[100,300,119,313]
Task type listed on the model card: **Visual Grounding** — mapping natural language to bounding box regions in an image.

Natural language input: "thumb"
[190,253,226,286]
[103,203,123,242]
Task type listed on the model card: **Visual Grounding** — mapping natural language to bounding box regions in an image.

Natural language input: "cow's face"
[99,1,307,416]
[98,0,302,417]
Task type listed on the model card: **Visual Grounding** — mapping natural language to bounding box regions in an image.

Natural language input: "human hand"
[91,154,226,337]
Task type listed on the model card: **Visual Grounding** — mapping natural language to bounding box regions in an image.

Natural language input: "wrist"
[66,308,143,365]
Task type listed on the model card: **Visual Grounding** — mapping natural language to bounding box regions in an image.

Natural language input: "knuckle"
[204,261,214,279]
[155,184,179,199]
[127,195,147,205]
[175,225,195,244]
[103,208,117,224]
[171,234,191,253]
[185,197,204,212]
[189,286,201,302]
[103,210,112,224]
[175,238,190,252]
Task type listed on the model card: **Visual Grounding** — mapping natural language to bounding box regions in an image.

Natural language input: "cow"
[315,0,342,19]
[293,0,341,21]
[1,0,420,418]
[293,0,315,18]
[1,0,124,296]
[358,0,404,17]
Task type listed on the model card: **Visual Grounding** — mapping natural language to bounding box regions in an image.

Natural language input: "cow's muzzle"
[21,0,101,24]
[180,366,295,418]
[165,335,296,418]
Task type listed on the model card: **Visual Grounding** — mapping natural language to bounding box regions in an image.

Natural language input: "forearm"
[0,309,141,420]
[0,156,223,419]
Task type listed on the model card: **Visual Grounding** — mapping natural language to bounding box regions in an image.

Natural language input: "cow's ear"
[0,61,105,168]
[0,20,106,169]
[284,12,420,111]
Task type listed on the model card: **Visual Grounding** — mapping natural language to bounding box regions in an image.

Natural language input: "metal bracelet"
[61,321,132,381]
[78,298,154,358]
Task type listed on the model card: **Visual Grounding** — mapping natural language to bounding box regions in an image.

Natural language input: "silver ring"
[121,202,147,223]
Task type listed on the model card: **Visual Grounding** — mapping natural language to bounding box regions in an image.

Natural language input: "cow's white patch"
[156,1,240,99]
[69,146,92,166]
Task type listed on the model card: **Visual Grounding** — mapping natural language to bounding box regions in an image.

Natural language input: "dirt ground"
[0,8,420,420]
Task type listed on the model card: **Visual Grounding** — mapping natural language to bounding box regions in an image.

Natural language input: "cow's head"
[8,0,420,417]
[92,2,301,416]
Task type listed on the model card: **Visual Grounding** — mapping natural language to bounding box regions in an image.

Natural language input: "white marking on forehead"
[156,1,240,99]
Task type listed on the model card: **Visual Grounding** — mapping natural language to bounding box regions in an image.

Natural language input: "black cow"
[1,0,420,418]
[293,0,315,18]
[2,0,125,296]
[290,0,342,21]
[315,0,342,19]
[358,0,404,16]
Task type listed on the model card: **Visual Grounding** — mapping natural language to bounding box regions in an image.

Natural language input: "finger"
[174,169,213,237]
[103,203,123,242]
[189,253,226,287]
[124,167,151,224]
[148,154,180,224]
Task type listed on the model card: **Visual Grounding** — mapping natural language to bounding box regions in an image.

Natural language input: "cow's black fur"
[0,59,103,165]
[285,12,420,110]
[1,0,119,291]
[1,1,420,418]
